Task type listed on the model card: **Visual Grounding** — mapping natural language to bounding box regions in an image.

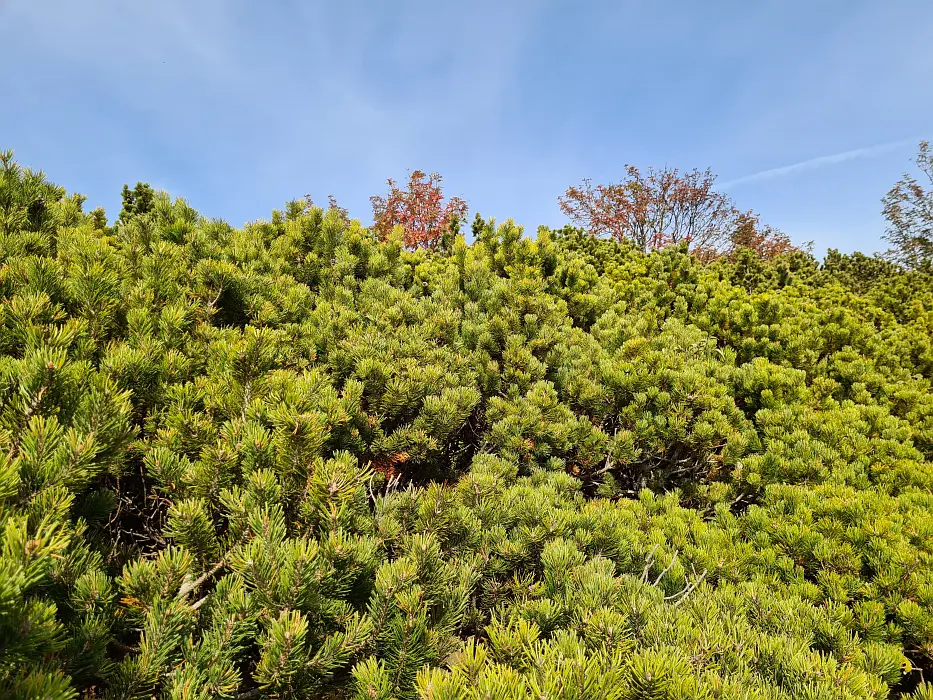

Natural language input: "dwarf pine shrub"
[1,150,932,698]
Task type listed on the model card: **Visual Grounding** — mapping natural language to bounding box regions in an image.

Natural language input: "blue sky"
[1,0,931,256]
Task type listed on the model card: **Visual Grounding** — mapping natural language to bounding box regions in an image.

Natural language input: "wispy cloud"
[5,0,933,253]
[719,138,919,190]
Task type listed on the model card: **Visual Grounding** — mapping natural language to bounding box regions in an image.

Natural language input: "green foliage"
[118,183,155,225]
[2,149,933,698]
[882,140,933,270]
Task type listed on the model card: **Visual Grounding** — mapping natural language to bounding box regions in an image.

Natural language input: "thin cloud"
[719,138,919,190]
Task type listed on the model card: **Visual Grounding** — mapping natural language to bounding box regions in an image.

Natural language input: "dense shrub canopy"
[2,151,933,699]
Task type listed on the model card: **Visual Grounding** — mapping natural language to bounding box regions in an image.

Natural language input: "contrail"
[718,138,919,190]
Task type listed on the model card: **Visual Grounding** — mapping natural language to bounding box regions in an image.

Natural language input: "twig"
[596,427,619,475]
[234,689,262,700]
[665,564,708,606]
[674,569,707,606]
[240,380,252,422]
[177,558,227,600]
[641,543,660,583]
[652,550,678,587]
[366,472,378,503]
[386,471,403,495]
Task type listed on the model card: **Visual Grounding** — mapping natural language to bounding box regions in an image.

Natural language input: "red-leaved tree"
[559,165,738,254]
[726,210,797,260]
[370,170,467,251]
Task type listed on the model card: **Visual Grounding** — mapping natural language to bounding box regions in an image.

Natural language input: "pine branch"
[7,381,49,461]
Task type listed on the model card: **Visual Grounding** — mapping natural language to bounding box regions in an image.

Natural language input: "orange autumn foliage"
[728,210,797,260]
[559,165,735,253]
[370,170,467,251]
[561,166,799,261]
[371,451,410,479]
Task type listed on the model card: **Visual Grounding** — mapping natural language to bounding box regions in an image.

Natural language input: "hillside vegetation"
[2,152,933,699]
